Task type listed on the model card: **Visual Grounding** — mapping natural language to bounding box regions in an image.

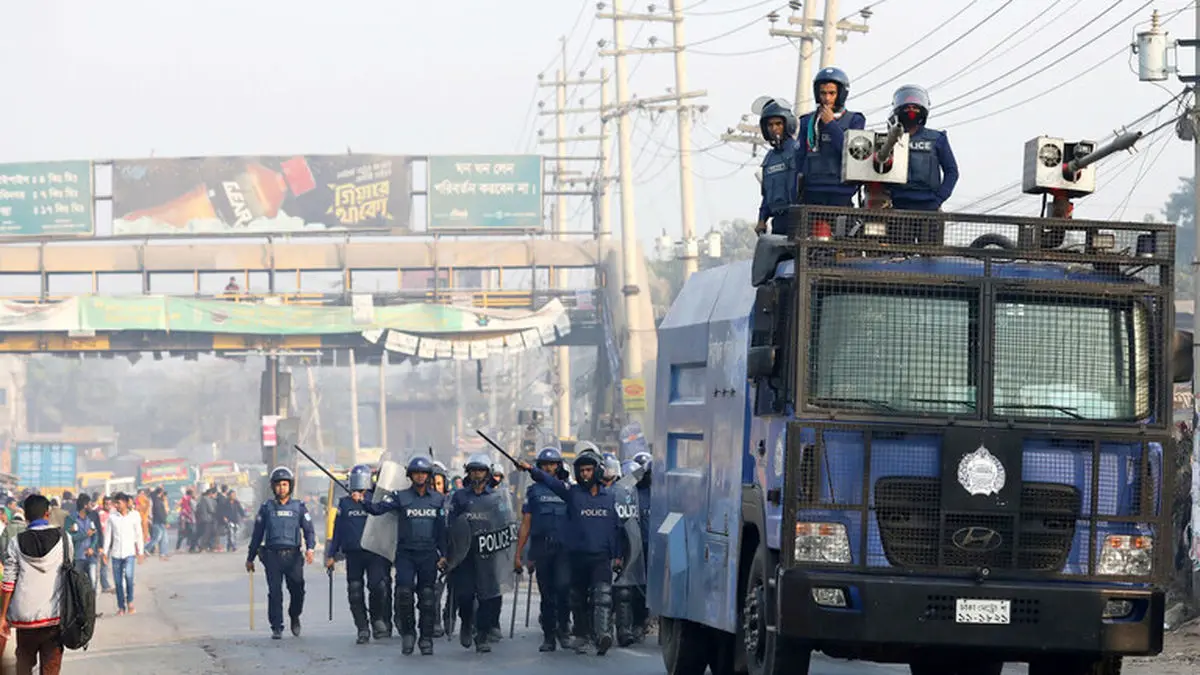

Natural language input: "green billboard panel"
[0,161,94,237]
[426,155,543,232]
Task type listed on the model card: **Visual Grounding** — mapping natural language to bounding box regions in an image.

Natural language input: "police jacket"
[757,138,801,221]
[890,126,959,205]
[246,498,317,562]
[797,110,865,195]
[327,495,370,558]
[447,483,494,518]
[529,468,622,558]
[522,481,568,543]
[365,486,447,556]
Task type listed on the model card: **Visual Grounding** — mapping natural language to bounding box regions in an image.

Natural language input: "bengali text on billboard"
[111,154,412,236]
[0,161,94,237]
[426,155,543,231]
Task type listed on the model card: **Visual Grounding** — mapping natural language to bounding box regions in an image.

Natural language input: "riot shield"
[447,490,518,601]
[360,449,406,562]
[612,480,646,587]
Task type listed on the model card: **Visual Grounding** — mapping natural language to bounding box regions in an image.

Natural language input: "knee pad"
[347,580,366,603]
[417,585,437,611]
[396,587,415,607]
[591,583,613,609]
[613,586,632,604]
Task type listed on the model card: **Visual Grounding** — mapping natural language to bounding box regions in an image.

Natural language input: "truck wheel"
[743,549,811,675]
[660,616,711,675]
[1030,656,1122,675]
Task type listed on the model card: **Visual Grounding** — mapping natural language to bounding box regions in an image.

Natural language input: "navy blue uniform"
[758,138,801,236]
[366,486,447,642]
[891,126,959,210]
[523,480,571,644]
[797,110,866,207]
[247,498,317,633]
[446,486,505,646]
[328,493,393,637]
[529,468,623,645]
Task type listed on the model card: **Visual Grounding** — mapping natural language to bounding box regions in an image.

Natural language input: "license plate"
[954,599,1011,625]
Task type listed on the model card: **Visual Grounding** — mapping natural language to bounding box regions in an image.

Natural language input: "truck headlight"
[794,522,851,564]
[1097,535,1153,576]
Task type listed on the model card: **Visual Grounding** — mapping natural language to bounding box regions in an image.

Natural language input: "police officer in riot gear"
[364,455,448,656]
[429,459,450,638]
[515,449,623,656]
[326,464,393,644]
[601,457,622,488]
[613,459,645,646]
[514,447,572,652]
[755,98,800,237]
[888,84,959,211]
[630,452,652,635]
[246,466,317,639]
[489,463,506,490]
[798,67,866,208]
[447,453,507,653]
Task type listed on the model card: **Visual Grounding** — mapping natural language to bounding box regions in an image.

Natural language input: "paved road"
[53,552,1188,674]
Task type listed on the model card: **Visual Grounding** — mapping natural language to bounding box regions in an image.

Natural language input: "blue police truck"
[649,206,1187,675]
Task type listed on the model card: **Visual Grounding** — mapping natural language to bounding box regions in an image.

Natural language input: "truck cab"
[649,206,1186,675]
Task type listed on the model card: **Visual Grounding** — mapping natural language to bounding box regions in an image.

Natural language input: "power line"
[931,0,1148,112]
[855,0,1015,99]
[853,0,981,82]
[840,0,891,22]
[928,0,1078,92]
[692,41,791,56]
[687,0,777,16]
[682,2,789,47]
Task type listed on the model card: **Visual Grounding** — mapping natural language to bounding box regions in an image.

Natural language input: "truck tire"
[1029,656,1122,675]
[660,616,711,675]
[742,548,811,675]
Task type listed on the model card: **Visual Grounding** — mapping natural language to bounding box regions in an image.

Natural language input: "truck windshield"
[809,290,1151,420]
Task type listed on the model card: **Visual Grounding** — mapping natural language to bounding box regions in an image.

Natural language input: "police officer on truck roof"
[326,464,392,645]
[363,455,448,656]
[888,84,959,211]
[515,449,623,656]
[754,98,801,237]
[514,447,573,652]
[246,466,317,640]
[798,67,866,208]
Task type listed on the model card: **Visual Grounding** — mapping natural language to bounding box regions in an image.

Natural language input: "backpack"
[57,529,96,650]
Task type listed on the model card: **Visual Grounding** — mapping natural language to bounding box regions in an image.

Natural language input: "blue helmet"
[759,98,797,145]
[269,466,294,485]
[573,450,603,486]
[431,460,448,478]
[406,455,434,476]
[814,66,851,111]
[602,457,622,481]
[892,84,931,127]
[536,447,563,464]
[348,464,372,491]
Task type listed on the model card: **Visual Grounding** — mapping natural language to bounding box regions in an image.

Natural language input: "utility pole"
[378,351,388,451]
[669,0,699,279]
[767,1,871,116]
[598,66,614,242]
[348,349,360,460]
[537,48,608,442]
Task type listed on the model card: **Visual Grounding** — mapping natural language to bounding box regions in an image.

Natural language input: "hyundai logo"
[951,527,1003,553]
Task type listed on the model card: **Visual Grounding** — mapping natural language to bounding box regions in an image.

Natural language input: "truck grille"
[875,477,1081,572]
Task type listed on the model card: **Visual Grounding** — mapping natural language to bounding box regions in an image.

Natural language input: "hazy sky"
[1,0,1196,251]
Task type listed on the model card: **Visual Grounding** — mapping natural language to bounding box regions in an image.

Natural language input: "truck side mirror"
[747,346,776,379]
[1173,330,1193,383]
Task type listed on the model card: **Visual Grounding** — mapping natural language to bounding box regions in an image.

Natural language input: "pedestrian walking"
[103,494,145,615]
[0,494,73,674]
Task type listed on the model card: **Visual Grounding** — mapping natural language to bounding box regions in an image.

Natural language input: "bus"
[196,460,247,489]
[138,458,193,523]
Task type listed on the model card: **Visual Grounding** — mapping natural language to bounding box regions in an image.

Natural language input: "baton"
[249,570,255,631]
[293,444,352,494]
[475,431,522,468]
[524,567,533,628]
[509,571,520,638]
[327,567,334,622]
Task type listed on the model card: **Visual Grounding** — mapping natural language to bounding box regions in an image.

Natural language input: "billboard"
[112,155,412,235]
[0,161,94,237]
[427,155,543,231]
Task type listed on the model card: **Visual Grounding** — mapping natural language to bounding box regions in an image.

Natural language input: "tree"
[1161,177,1196,296]
[646,219,759,320]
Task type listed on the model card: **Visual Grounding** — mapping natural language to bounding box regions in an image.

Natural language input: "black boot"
[369,580,391,639]
[396,587,416,654]
[475,630,491,653]
[614,586,636,647]
[348,580,371,642]
[417,585,438,653]
[431,580,445,638]
[356,629,370,645]
[401,633,416,655]
[459,606,474,649]
[592,583,614,655]
[539,633,557,652]
[290,617,302,637]
[418,636,433,655]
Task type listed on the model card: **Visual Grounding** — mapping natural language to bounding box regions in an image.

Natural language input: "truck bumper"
[776,569,1164,659]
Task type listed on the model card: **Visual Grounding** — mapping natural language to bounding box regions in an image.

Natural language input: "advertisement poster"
[426,155,543,231]
[112,154,411,235]
[0,161,93,236]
